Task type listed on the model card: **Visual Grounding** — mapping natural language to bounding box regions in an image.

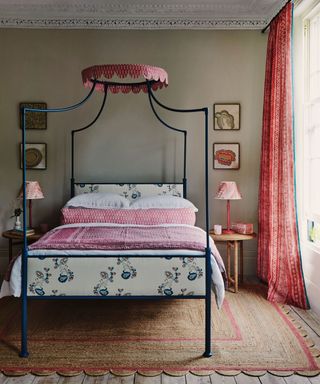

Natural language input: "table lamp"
[18,181,44,229]
[215,181,242,234]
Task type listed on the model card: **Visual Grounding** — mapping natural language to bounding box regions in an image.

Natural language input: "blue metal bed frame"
[20,79,212,358]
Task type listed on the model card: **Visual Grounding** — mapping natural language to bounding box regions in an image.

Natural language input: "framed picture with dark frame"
[213,103,240,130]
[20,143,47,170]
[213,143,240,170]
[19,102,47,130]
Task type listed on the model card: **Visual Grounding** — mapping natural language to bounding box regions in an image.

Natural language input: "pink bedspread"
[29,225,208,252]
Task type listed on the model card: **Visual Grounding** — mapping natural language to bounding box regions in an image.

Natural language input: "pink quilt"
[29,225,208,252]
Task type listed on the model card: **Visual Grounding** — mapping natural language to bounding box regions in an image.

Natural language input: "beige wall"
[0,29,267,277]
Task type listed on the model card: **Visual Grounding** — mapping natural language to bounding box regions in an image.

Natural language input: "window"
[303,7,320,246]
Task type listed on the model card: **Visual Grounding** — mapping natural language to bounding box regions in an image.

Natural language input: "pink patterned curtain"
[258,1,308,309]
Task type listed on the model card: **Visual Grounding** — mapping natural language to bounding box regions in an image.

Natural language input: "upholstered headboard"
[74,183,184,202]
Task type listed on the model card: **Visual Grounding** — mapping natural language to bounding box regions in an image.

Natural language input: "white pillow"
[65,193,130,209]
[129,195,198,212]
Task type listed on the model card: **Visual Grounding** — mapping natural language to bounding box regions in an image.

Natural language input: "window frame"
[301,3,320,249]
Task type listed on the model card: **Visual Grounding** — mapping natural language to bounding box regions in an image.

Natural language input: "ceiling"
[0,0,289,30]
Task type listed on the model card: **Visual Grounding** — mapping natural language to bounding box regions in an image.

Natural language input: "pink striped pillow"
[61,208,196,226]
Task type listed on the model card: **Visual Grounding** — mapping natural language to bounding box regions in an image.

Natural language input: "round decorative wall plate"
[26,148,42,167]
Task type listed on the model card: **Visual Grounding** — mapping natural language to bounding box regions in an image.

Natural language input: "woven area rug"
[0,285,319,377]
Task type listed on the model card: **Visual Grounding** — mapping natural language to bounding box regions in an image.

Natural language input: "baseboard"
[305,278,320,317]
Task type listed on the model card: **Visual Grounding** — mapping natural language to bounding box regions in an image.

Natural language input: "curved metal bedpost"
[20,76,212,358]
[145,82,188,198]
[146,82,210,247]
[146,81,212,357]
[20,81,97,358]
[71,84,109,197]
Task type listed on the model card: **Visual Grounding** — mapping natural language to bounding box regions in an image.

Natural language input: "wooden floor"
[0,305,319,384]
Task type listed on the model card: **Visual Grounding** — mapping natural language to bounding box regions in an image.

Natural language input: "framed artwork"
[214,103,240,130]
[213,143,240,170]
[20,143,47,170]
[19,102,47,130]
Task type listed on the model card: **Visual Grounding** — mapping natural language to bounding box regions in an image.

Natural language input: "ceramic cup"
[214,224,222,235]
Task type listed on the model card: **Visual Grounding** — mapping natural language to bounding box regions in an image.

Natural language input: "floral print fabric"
[74,183,183,202]
[27,256,206,297]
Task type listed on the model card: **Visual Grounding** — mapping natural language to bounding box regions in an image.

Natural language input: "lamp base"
[222,228,236,234]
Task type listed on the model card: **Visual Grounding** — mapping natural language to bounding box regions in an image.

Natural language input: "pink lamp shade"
[19,181,44,200]
[18,181,44,230]
[215,181,242,200]
[215,181,241,234]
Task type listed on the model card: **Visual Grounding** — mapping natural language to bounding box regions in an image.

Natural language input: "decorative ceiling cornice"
[0,0,289,30]
[0,17,268,30]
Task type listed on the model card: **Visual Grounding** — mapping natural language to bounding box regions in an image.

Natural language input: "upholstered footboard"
[27,256,206,297]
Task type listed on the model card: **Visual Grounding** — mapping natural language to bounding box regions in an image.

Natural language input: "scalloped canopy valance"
[82,64,168,93]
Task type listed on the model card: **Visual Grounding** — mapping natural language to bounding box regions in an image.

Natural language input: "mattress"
[0,224,225,307]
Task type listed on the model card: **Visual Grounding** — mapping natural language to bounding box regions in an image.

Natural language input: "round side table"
[209,231,257,293]
[2,230,43,262]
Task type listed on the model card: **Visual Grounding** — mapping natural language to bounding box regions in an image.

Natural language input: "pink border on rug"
[0,303,318,372]
[272,303,318,370]
[1,364,319,373]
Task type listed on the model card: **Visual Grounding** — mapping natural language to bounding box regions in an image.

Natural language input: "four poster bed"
[2,64,225,358]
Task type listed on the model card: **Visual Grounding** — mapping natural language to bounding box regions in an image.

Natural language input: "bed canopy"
[20,64,212,358]
[71,64,178,198]
[82,64,168,93]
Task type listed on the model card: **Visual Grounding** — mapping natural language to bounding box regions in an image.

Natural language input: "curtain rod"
[261,0,292,33]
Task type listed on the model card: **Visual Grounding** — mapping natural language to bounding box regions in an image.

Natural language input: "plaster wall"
[0,29,267,278]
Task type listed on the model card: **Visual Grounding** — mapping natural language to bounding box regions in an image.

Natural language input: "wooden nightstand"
[209,231,256,293]
[2,230,43,262]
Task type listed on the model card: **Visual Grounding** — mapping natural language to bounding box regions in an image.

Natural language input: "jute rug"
[0,285,319,377]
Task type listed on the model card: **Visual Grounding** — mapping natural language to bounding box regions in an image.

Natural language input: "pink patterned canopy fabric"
[82,64,168,93]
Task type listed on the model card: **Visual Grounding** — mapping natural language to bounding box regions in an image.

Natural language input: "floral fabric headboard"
[74,183,183,202]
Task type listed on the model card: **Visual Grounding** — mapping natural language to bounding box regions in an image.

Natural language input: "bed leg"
[203,294,212,357]
[19,290,29,358]
[20,295,29,358]
[203,248,212,358]
[20,248,29,358]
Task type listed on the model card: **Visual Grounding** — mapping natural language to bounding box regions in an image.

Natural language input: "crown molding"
[0,17,268,30]
[0,1,288,30]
